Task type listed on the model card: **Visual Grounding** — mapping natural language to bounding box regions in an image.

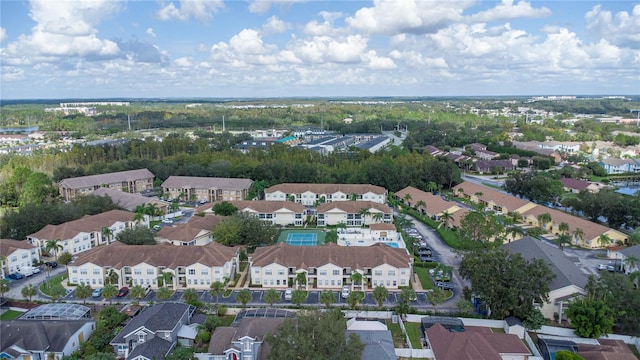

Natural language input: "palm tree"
[456,188,465,197]
[537,212,552,230]
[508,226,525,241]
[572,228,585,246]
[209,281,224,304]
[49,285,66,302]
[107,269,119,286]
[426,181,438,194]
[182,288,199,305]
[168,200,180,213]
[624,255,640,273]
[264,289,279,306]
[158,271,174,288]
[145,202,160,218]
[347,291,365,310]
[320,290,335,308]
[350,193,359,201]
[0,279,9,298]
[558,222,570,235]
[358,208,371,225]
[415,200,427,214]
[21,284,37,301]
[427,287,449,313]
[556,233,571,250]
[129,285,146,303]
[295,272,307,290]
[351,272,363,291]
[236,289,252,308]
[75,283,92,304]
[395,301,410,320]
[102,284,118,304]
[438,211,454,230]
[403,193,412,206]
[291,289,307,308]
[399,287,416,304]
[508,211,523,225]
[101,226,113,244]
[372,286,389,309]
[44,239,63,261]
[157,286,173,301]
[372,212,384,223]
[598,234,613,248]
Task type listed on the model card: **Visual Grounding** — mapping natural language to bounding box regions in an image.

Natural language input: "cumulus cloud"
[156,0,224,22]
[469,0,551,23]
[585,4,640,47]
[304,11,344,36]
[346,0,471,35]
[174,56,193,67]
[291,35,368,64]
[146,27,156,38]
[116,39,169,63]
[0,27,7,43]
[262,16,290,35]
[361,50,396,69]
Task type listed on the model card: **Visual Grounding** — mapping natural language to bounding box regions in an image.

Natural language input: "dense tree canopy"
[266,309,363,360]
[116,226,156,245]
[212,212,279,247]
[460,247,554,319]
[503,171,564,204]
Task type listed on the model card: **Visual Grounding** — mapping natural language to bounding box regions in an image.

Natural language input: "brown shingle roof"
[396,186,457,215]
[72,241,237,268]
[229,201,306,213]
[28,210,134,240]
[559,178,591,191]
[577,339,637,360]
[521,205,616,241]
[0,239,37,256]
[316,201,392,214]
[452,182,530,211]
[157,215,226,242]
[161,176,253,190]
[250,242,411,269]
[59,169,154,189]
[265,183,386,195]
[427,323,530,360]
[91,188,160,211]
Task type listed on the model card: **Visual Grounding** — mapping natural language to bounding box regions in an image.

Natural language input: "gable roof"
[395,186,457,215]
[520,205,619,241]
[161,176,253,190]
[504,236,588,290]
[126,336,173,360]
[559,178,592,191]
[72,241,237,268]
[426,323,530,360]
[59,169,154,189]
[346,330,396,360]
[28,210,134,240]
[265,183,387,195]
[620,244,640,259]
[0,239,37,256]
[207,317,288,359]
[1,320,94,354]
[452,182,530,212]
[316,201,392,214]
[91,188,160,212]
[112,302,195,344]
[229,200,306,213]
[157,215,226,242]
[251,242,411,269]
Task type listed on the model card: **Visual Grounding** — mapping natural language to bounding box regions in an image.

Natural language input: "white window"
[147,269,154,275]
[134,269,142,275]
[188,269,196,275]
[265,269,272,275]
[374,270,382,276]
[388,270,395,276]
[93,269,100,274]
[201,269,208,275]
[319,270,327,276]
[80,269,87,274]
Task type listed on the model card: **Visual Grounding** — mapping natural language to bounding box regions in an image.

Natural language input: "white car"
[284,288,293,300]
[341,285,350,299]
[162,218,174,224]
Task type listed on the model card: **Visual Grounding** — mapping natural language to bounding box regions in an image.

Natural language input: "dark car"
[117,287,129,297]
[44,261,58,268]
[418,255,434,262]
[436,281,454,290]
[8,273,24,280]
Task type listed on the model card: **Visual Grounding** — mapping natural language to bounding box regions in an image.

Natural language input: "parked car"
[92,288,102,298]
[117,287,129,297]
[153,224,162,231]
[284,288,293,300]
[341,285,351,299]
[7,273,24,280]
[436,282,454,290]
[44,261,58,268]
[162,219,174,225]
[418,255,434,262]
[596,264,609,271]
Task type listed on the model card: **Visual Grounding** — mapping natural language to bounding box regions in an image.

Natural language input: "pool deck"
[336,228,405,249]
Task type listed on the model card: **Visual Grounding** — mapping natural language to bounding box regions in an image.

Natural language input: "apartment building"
[161,176,253,203]
[264,183,387,205]
[58,168,155,201]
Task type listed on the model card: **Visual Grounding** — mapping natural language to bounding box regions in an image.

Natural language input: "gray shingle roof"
[127,336,173,360]
[504,236,588,290]
[161,176,253,190]
[620,244,640,259]
[1,320,94,353]
[346,330,397,360]
[59,169,154,189]
[111,302,194,344]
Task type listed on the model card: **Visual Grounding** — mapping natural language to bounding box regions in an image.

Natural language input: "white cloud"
[262,16,290,35]
[469,0,551,23]
[346,0,470,35]
[156,0,224,22]
[0,27,7,43]
[229,29,273,55]
[361,50,396,70]
[146,27,156,38]
[585,4,640,47]
[303,11,344,36]
[174,56,193,67]
[291,35,368,64]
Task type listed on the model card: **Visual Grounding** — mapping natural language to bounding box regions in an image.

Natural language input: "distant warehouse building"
[355,136,390,153]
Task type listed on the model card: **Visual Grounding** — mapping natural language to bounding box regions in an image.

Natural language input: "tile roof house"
[395,186,461,219]
[558,178,600,193]
[316,201,393,226]
[599,158,640,174]
[504,237,588,320]
[227,200,306,226]
[425,323,531,360]
[474,159,515,174]
[0,239,40,278]
[1,319,96,360]
[91,187,167,213]
[58,168,155,201]
[68,241,239,290]
[156,215,226,246]
[452,182,536,215]
[27,209,136,256]
[161,176,253,203]
[111,302,198,360]
[197,316,290,360]
[264,183,387,205]
[249,242,412,290]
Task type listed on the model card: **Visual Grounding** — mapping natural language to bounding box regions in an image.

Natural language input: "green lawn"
[40,273,68,295]
[386,320,406,348]
[0,310,23,320]
[404,321,424,349]
[414,267,435,290]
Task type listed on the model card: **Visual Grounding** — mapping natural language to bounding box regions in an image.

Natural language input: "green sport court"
[278,229,325,246]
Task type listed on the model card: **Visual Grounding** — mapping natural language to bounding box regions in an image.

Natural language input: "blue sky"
[1,0,638,99]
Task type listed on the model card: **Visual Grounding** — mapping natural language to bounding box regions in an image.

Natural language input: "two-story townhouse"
[157,215,226,246]
[111,302,198,360]
[264,183,387,205]
[68,241,239,290]
[58,168,155,201]
[452,182,537,215]
[316,201,393,227]
[91,187,168,213]
[226,200,306,226]
[0,239,41,277]
[395,186,461,219]
[27,210,136,257]
[599,158,639,174]
[161,176,253,203]
[249,242,412,291]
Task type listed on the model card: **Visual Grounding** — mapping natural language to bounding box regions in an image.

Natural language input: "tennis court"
[278,229,325,246]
